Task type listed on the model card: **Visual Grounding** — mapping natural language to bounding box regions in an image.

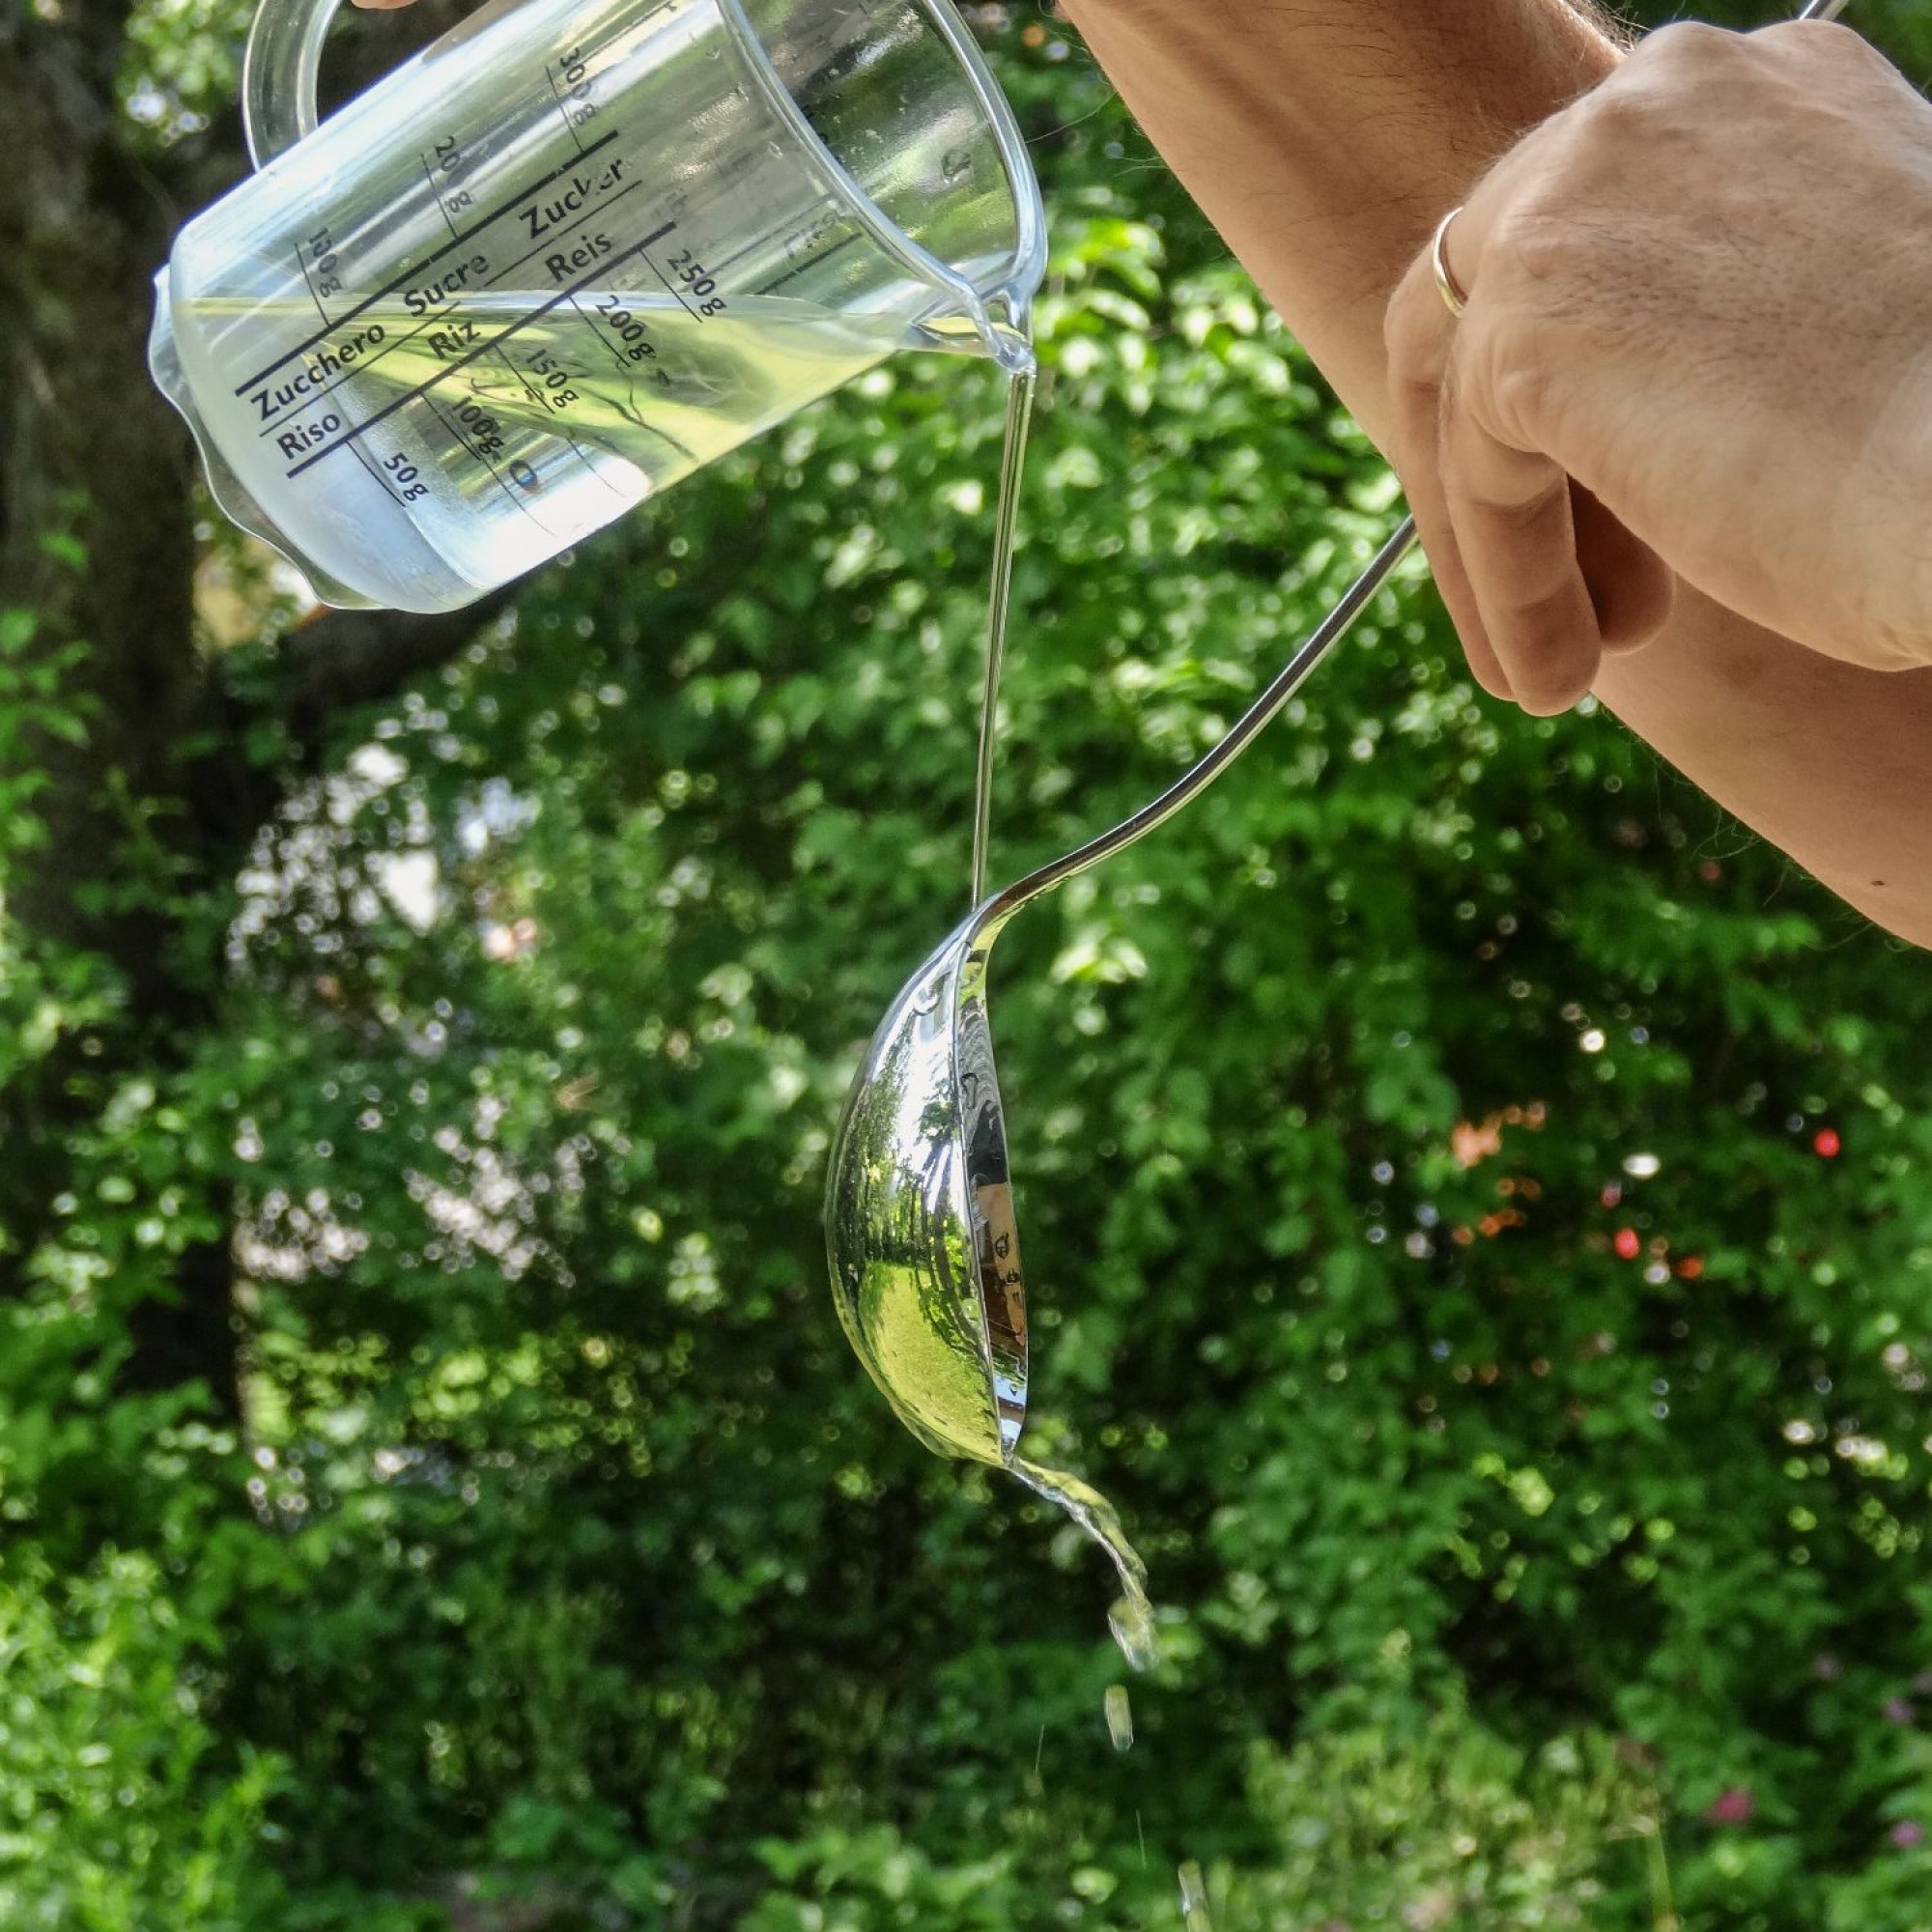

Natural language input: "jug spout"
[905,296,1035,374]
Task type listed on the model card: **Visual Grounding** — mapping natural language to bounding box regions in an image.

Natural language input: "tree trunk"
[0,0,489,1420]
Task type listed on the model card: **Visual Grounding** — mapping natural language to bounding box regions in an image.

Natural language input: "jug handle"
[241,0,348,169]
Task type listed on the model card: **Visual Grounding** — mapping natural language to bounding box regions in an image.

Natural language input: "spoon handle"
[974,516,1417,933]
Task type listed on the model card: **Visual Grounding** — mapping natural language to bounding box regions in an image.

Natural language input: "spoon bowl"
[826,912,1024,1463]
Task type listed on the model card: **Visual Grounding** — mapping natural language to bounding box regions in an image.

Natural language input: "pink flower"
[1706,1788,1755,1827]
[1882,1698,1916,1725]
[1889,1822,1925,1851]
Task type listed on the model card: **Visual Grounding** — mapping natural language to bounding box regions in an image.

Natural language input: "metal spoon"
[825,519,1416,1465]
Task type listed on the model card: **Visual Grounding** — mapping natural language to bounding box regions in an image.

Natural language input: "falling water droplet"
[1104,1683,1133,1751]
[1178,1860,1213,1931]
[1107,1592,1159,1673]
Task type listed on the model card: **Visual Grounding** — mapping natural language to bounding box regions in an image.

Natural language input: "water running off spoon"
[1009,1455,1160,1670]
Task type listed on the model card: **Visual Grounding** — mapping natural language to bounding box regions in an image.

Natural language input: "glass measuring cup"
[151,0,1045,611]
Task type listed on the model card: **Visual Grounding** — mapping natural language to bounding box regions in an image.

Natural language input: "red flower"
[1813,1128,1841,1158]
[1614,1228,1641,1261]
[1706,1787,1755,1827]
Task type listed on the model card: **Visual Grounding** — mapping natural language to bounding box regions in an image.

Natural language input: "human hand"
[1384,21,1932,714]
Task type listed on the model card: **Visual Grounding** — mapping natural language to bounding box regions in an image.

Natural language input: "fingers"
[1436,342,1599,714]
[1386,246,1516,704]
[1572,483,1676,655]
[1386,210,1671,716]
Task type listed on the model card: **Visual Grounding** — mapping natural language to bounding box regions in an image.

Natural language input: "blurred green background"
[5,1,1932,1925]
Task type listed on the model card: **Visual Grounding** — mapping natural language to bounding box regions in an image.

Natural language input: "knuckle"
[1489,208,1574,290]
[1383,278,1438,368]
[1635,20,1736,70]
[1592,24,1735,131]
[1571,63,1690,153]
[1437,440,1559,530]
[1760,17,1873,62]
[1492,488,1569,545]
[1571,78,1657,141]
[1484,357,1553,451]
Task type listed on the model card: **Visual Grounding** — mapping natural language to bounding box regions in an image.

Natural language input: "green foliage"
[0,1548,282,1931]
[1235,1715,1651,1929]
[6,4,1932,1929]
[121,0,254,145]
[739,1707,1655,1932]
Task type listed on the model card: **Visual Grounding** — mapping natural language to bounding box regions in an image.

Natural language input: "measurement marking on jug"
[420,153,476,250]
[493,178,642,289]
[292,224,422,513]
[247,158,639,438]
[298,223,347,309]
[544,43,600,156]
[646,245,727,323]
[251,251,518,430]
[251,309,431,433]
[554,291,696,464]
[564,289,662,384]
[424,133,480,229]
[254,177,650,456]
[538,7,652,126]
[514,154,629,245]
[282,221,679,480]
[232,130,624,397]
[755,227,864,299]
[419,388,559,530]
[413,153,627,499]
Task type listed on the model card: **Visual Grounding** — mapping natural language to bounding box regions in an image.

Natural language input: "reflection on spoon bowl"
[825,909,1027,1466]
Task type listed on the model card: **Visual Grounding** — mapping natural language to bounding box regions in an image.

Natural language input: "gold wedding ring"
[1432,208,1471,319]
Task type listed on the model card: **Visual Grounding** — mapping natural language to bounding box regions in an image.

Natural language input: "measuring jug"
[150,0,1045,612]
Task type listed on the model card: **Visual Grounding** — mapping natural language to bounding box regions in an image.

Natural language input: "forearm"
[1058,0,1617,439]
[1062,0,1932,946]
[1593,598,1932,949]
